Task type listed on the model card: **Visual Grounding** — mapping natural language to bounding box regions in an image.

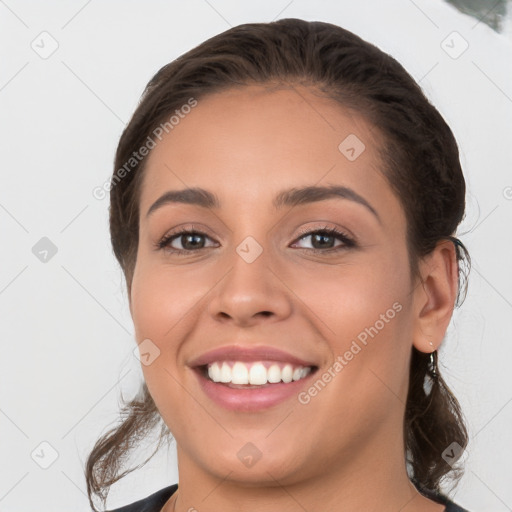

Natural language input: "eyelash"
[156,225,356,256]
[293,226,356,253]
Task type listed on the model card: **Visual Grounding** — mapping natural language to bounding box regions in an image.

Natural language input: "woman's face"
[130,85,418,485]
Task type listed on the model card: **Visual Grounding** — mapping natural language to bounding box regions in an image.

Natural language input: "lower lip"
[194,368,315,411]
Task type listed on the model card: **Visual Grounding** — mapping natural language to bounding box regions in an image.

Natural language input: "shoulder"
[418,486,470,512]
[106,484,178,512]
[412,481,470,512]
[430,492,471,511]
[444,500,470,512]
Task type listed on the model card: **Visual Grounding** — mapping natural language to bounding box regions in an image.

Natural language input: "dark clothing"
[107,483,470,511]
[107,485,178,512]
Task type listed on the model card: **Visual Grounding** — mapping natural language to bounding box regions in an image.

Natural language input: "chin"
[187,439,314,487]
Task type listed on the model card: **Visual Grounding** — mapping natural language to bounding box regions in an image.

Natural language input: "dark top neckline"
[107,483,469,511]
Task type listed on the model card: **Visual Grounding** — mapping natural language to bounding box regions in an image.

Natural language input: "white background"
[1,1,511,511]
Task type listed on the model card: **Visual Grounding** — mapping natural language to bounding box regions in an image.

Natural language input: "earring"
[429,350,438,378]
[427,340,438,378]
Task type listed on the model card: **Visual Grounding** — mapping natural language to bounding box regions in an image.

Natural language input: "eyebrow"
[146,185,380,223]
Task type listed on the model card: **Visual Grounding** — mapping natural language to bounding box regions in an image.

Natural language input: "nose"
[207,246,293,328]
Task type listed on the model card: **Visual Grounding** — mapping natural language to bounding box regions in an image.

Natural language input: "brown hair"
[86,18,470,511]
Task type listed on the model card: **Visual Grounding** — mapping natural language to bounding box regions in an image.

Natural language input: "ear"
[412,239,459,353]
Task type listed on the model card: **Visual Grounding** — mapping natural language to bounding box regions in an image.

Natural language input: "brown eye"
[158,229,217,253]
[310,232,337,249]
[292,227,355,252]
[177,233,207,250]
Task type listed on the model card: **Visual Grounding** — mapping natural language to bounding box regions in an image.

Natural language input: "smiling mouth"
[198,360,318,387]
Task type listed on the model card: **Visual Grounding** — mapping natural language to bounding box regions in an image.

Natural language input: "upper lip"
[188,345,319,368]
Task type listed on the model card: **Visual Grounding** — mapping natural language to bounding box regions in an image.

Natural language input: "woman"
[86,18,471,512]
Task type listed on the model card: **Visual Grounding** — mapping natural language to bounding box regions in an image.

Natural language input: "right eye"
[157,229,218,254]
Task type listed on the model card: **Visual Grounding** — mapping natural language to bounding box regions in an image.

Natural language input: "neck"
[165,435,443,512]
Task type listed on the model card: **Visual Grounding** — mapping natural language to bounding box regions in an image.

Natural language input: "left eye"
[291,229,354,250]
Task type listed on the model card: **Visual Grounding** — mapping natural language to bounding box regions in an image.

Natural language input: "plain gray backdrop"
[1,1,511,511]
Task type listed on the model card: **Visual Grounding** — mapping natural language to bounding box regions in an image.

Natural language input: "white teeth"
[206,361,313,386]
[231,362,249,384]
[292,367,302,381]
[281,364,293,383]
[267,364,281,383]
[220,362,231,383]
[249,362,267,385]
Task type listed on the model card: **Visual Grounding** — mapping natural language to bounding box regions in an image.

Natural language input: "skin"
[129,84,458,512]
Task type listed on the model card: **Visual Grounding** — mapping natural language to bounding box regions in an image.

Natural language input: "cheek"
[291,261,413,435]
[130,255,214,343]
[284,250,411,342]
[284,249,413,408]
[129,257,204,431]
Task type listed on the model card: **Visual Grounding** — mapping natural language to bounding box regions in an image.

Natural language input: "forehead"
[139,85,402,223]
